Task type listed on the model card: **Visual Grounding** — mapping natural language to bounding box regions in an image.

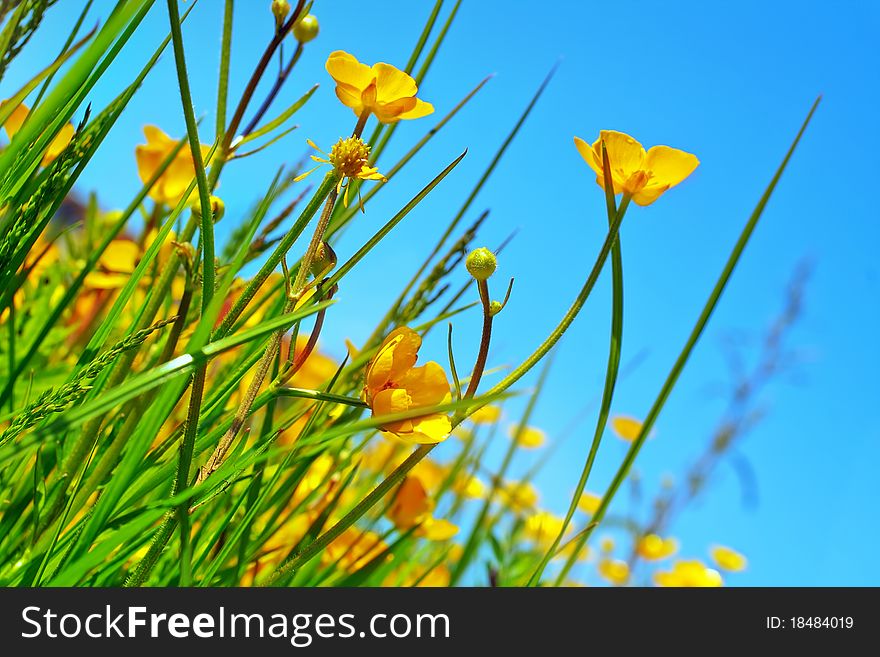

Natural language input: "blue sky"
[6,0,879,585]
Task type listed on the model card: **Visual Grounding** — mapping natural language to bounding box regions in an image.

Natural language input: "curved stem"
[461,279,492,402]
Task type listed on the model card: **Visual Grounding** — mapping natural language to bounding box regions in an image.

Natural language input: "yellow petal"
[636,534,678,561]
[400,360,450,406]
[511,425,546,448]
[365,326,421,394]
[420,518,458,541]
[371,97,417,124]
[710,545,747,572]
[409,412,452,444]
[468,404,501,424]
[334,83,365,115]
[1,101,29,137]
[396,98,434,121]
[597,558,630,585]
[573,136,602,177]
[325,51,373,93]
[644,145,699,190]
[610,415,643,442]
[578,492,602,515]
[371,62,418,103]
[595,130,646,192]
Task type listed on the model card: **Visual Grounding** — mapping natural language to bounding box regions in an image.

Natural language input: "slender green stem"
[166,0,215,313]
[531,188,632,586]
[215,0,234,144]
[461,279,492,402]
[175,362,205,586]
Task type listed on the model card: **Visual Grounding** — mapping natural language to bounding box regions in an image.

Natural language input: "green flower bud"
[292,14,319,43]
[271,0,290,28]
[465,247,497,281]
[489,300,503,316]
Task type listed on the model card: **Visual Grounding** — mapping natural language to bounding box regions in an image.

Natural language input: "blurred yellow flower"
[597,558,630,586]
[387,476,458,541]
[524,510,567,547]
[468,404,501,424]
[363,326,452,444]
[409,457,446,491]
[325,50,433,124]
[324,527,390,573]
[710,545,747,572]
[135,126,210,205]
[84,240,141,290]
[2,101,74,166]
[610,414,644,442]
[578,491,602,515]
[452,472,486,500]
[498,480,538,513]
[654,560,723,587]
[286,334,338,389]
[510,424,546,449]
[636,534,678,561]
[574,130,699,206]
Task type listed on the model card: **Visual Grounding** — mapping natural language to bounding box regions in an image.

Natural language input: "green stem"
[166,0,215,313]
[461,279,492,402]
[534,192,631,587]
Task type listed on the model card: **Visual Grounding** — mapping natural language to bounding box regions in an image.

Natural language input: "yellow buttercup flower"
[135,126,211,205]
[610,414,644,442]
[710,545,747,572]
[578,492,602,515]
[325,50,433,124]
[2,101,74,166]
[295,136,386,208]
[654,560,724,587]
[597,558,630,586]
[510,424,546,449]
[363,326,452,444]
[636,534,679,561]
[574,130,699,206]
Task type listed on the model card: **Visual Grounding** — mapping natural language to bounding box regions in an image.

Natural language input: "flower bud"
[310,241,337,277]
[465,247,496,281]
[489,300,503,316]
[292,14,319,43]
[191,195,225,223]
[271,0,290,29]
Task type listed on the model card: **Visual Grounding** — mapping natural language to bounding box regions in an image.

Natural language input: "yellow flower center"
[329,136,372,178]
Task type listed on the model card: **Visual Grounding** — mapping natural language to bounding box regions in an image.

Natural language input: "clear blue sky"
[7,0,878,585]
